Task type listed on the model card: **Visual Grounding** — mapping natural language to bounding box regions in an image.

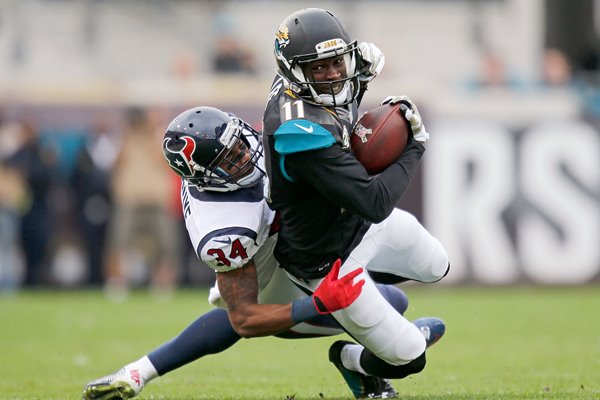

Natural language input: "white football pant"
[287,208,449,365]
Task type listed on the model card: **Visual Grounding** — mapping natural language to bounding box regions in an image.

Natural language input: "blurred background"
[0,0,598,296]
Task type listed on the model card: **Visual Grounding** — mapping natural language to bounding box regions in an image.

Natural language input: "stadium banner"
[424,118,600,284]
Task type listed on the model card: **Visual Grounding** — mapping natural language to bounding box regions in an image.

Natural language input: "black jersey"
[262,75,425,279]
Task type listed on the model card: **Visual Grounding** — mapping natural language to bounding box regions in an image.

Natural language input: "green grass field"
[1,286,598,400]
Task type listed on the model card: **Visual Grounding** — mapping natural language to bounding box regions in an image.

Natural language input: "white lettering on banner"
[520,121,600,283]
[424,121,518,284]
[424,119,600,284]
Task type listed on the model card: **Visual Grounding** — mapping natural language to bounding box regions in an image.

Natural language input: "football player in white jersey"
[82,106,436,400]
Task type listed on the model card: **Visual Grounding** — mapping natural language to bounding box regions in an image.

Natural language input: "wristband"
[291,296,320,323]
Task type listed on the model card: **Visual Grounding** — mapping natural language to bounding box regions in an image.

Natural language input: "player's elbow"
[229,315,253,338]
[229,311,261,338]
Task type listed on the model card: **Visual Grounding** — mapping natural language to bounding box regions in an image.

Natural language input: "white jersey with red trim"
[180,177,345,338]
[181,178,278,293]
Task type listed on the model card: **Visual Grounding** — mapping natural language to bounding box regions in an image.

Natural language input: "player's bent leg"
[265,265,410,337]
[329,316,445,394]
[82,309,240,399]
[354,317,445,379]
[356,208,449,283]
[292,269,441,396]
[286,266,425,364]
[147,308,240,374]
[328,340,398,399]
[333,271,426,365]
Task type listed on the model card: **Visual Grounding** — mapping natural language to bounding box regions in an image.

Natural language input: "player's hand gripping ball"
[351,103,409,174]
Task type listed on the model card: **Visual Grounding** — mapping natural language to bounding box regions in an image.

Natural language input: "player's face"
[215,138,254,179]
[304,55,348,95]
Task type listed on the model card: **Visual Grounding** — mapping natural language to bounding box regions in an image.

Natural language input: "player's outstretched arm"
[217,259,364,338]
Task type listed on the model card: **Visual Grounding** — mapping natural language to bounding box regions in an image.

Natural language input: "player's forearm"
[226,260,364,338]
[381,137,424,197]
[227,303,297,338]
[351,138,425,221]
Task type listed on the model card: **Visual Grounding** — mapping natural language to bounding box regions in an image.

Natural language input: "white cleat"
[82,366,145,400]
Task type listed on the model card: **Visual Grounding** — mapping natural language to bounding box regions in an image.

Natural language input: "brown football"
[351,103,409,174]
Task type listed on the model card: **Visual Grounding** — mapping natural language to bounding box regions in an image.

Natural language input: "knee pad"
[376,321,426,365]
[431,262,450,283]
[416,239,449,283]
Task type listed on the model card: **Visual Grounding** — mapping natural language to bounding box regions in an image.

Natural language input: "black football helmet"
[162,107,264,192]
[274,8,361,106]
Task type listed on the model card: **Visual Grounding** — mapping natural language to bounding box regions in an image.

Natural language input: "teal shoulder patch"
[274,120,335,155]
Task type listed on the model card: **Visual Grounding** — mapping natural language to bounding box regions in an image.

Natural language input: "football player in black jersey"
[263,8,449,399]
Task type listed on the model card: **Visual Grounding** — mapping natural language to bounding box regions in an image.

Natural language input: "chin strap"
[236,166,264,188]
[317,82,352,106]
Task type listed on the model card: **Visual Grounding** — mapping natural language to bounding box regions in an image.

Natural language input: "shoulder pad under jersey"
[274,120,335,155]
[199,228,258,272]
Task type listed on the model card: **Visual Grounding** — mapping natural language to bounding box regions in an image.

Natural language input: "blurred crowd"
[464,47,574,90]
[0,9,263,297]
[0,106,201,299]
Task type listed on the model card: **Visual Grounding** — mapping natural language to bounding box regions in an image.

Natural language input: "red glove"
[312,259,365,314]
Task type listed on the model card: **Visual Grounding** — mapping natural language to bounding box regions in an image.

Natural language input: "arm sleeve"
[285,136,425,223]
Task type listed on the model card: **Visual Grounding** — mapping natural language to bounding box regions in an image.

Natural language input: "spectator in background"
[104,107,179,300]
[212,35,256,74]
[464,50,524,91]
[170,49,198,80]
[71,116,119,287]
[0,159,27,292]
[211,10,256,74]
[0,114,27,292]
[541,48,573,87]
[6,119,58,287]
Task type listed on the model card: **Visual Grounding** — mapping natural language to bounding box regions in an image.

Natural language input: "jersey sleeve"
[285,138,425,222]
[274,120,336,154]
[198,227,260,272]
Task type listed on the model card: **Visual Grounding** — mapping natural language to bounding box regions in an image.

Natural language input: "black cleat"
[328,340,398,399]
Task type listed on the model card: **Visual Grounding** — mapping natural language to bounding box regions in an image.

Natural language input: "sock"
[147,308,241,375]
[126,355,159,383]
[340,344,368,375]
[360,350,427,379]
